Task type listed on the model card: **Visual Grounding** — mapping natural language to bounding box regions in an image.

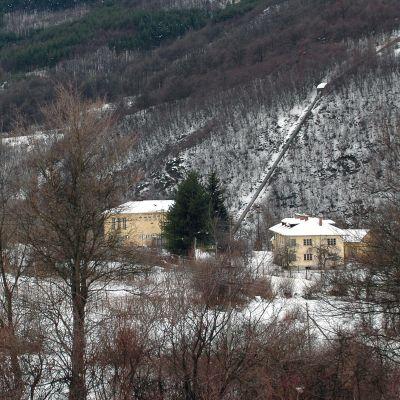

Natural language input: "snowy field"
[94,250,356,342]
[0,249,385,398]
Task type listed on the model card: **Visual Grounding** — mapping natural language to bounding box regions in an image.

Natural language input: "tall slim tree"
[19,86,135,400]
[163,171,210,255]
[207,171,229,231]
[0,131,52,400]
[0,140,24,398]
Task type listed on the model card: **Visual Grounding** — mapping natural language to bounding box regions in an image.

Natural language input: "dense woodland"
[0,0,95,12]
[0,0,399,130]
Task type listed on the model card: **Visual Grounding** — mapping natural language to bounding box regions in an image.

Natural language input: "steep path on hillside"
[232,35,400,235]
[233,91,322,234]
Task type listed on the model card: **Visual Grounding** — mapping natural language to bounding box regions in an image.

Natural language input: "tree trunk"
[1,256,23,399]
[69,269,87,400]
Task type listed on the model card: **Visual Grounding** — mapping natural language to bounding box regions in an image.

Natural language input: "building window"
[289,239,296,247]
[304,239,312,246]
[111,218,116,230]
[304,253,313,261]
[122,218,127,229]
[327,238,336,246]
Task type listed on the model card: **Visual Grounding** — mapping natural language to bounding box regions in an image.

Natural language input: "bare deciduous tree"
[18,86,137,400]
[0,141,25,398]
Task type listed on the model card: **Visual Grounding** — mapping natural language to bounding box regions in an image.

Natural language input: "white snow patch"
[110,200,175,214]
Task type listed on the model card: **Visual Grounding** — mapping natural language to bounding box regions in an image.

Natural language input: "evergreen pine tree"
[163,171,211,255]
[207,170,229,232]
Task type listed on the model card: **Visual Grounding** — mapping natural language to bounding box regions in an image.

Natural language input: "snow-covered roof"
[317,82,328,90]
[342,229,369,243]
[269,217,344,237]
[281,217,335,225]
[110,200,174,214]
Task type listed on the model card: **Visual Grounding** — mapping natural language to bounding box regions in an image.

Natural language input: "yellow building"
[342,229,370,261]
[269,214,345,269]
[105,200,174,247]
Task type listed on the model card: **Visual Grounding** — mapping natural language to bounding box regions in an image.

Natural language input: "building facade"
[104,200,174,247]
[269,214,345,269]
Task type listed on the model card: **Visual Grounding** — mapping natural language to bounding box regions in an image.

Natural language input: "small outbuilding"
[342,229,370,261]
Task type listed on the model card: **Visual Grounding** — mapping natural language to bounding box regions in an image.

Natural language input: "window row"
[140,234,161,240]
[111,218,127,230]
[136,214,161,220]
[304,239,312,246]
[302,238,337,246]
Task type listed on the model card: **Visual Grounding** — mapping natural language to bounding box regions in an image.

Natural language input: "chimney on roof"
[295,213,309,221]
[319,216,323,226]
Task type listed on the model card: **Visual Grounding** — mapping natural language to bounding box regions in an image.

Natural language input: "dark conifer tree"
[207,170,229,232]
[163,171,211,255]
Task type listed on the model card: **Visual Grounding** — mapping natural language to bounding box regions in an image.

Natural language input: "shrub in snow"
[247,277,276,300]
[303,279,323,300]
[190,259,251,308]
[278,278,294,298]
[328,272,349,297]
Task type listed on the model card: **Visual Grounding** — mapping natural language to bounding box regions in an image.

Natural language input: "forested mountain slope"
[1,0,400,227]
[121,38,400,223]
[1,0,398,127]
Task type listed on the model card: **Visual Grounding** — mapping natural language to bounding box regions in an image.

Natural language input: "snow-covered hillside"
[3,31,399,233]
[120,39,400,228]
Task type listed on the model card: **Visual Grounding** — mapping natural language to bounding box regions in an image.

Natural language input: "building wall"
[344,233,371,261]
[104,211,166,246]
[344,243,361,260]
[272,233,345,268]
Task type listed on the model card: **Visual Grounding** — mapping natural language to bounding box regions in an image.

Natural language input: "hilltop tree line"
[0,5,210,71]
[0,0,95,13]
[0,0,399,133]
[0,0,261,72]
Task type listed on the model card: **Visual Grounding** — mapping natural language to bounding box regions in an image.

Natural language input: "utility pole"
[296,386,305,400]
[306,303,311,353]
[226,218,233,345]
[254,204,262,251]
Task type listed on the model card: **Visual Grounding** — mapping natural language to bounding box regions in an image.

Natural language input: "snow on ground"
[95,251,354,341]
[2,132,46,146]
[3,251,357,355]
[250,251,321,293]
[236,91,318,217]
[0,250,366,399]
[245,251,356,337]
[1,131,61,148]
